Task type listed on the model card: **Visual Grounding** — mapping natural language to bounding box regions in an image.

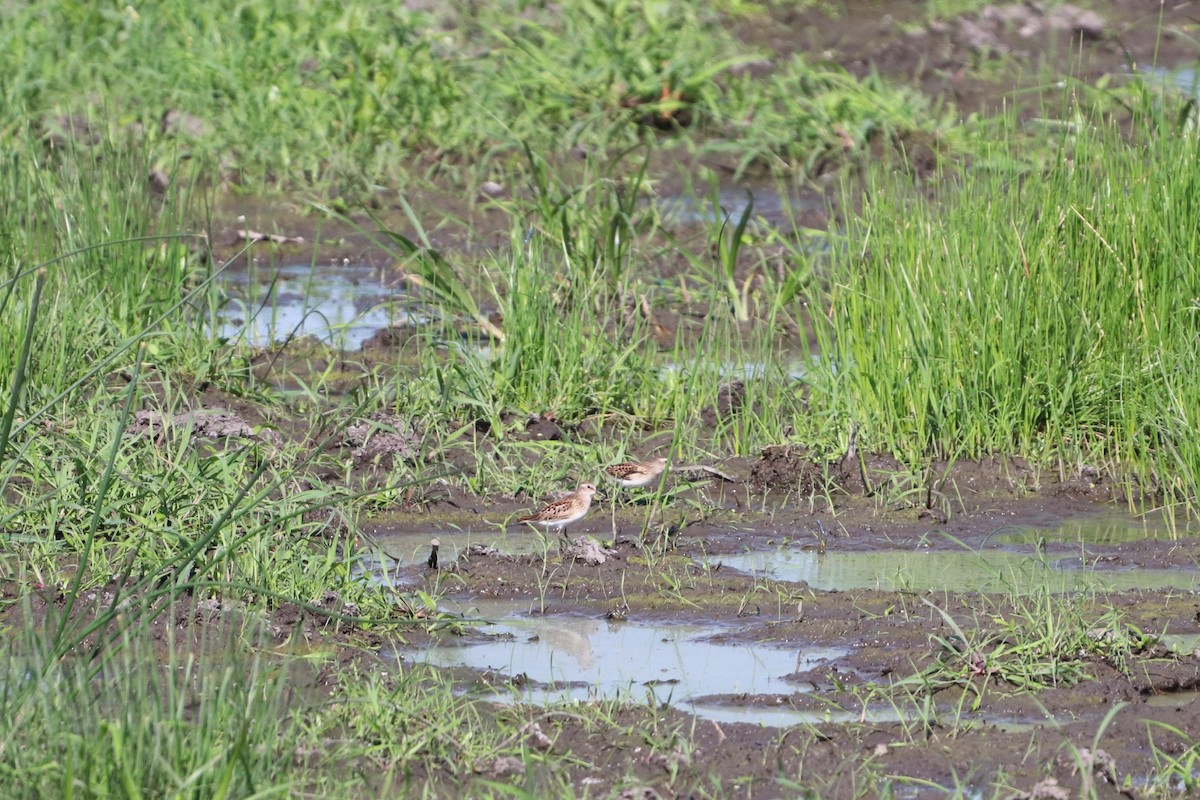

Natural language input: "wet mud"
[360,459,1200,797]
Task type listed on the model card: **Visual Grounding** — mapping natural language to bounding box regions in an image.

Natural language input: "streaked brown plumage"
[603,457,669,489]
[515,482,597,541]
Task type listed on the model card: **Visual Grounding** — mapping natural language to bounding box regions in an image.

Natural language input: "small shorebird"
[515,482,597,546]
[603,457,669,489]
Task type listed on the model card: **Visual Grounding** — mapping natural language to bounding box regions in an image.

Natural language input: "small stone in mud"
[42,113,103,148]
[700,379,747,426]
[360,324,418,350]
[956,18,1007,53]
[918,507,948,524]
[971,4,1107,46]
[318,590,345,613]
[1046,5,1106,39]
[270,602,305,641]
[750,445,823,493]
[1005,777,1069,800]
[194,598,223,622]
[479,180,504,198]
[149,169,170,193]
[728,58,773,78]
[716,379,746,416]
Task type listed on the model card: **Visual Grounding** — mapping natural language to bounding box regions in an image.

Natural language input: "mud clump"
[700,378,747,426]
[125,408,273,443]
[749,444,825,493]
[359,323,420,351]
[566,536,618,565]
[160,108,209,140]
[947,3,1107,54]
[344,412,420,465]
[517,414,564,442]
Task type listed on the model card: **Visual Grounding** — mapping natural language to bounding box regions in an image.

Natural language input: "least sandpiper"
[603,457,669,489]
[515,482,597,545]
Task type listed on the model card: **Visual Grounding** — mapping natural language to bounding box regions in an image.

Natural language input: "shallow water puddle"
[689,702,1063,732]
[990,514,1189,545]
[399,605,1097,730]
[654,186,822,228]
[1145,65,1200,99]
[689,690,1200,731]
[707,513,1200,593]
[710,548,1199,594]
[402,612,844,712]
[215,262,415,349]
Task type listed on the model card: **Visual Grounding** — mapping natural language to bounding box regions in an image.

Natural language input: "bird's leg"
[610,491,618,538]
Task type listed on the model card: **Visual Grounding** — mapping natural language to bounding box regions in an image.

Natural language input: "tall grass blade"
[0,267,44,462]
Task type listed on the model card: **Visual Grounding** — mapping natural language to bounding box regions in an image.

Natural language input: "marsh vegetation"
[2,0,1200,797]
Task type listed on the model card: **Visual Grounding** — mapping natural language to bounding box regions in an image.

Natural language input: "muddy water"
[709,548,1199,593]
[399,607,845,722]
[1146,64,1200,98]
[691,703,1064,732]
[989,515,1187,545]
[710,516,1200,594]
[215,262,414,349]
[379,511,1200,733]
[653,185,820,228]
[397,597,1163,730]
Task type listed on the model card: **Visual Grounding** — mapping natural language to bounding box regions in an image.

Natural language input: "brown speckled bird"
[515,482,597,544]
[603,457,669,489]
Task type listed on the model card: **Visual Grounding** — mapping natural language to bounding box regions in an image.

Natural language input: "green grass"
[799,89,1200,518]
[0,595,566,799]
[912,592,1156,701]
[0,625,304,798]
[0,0,965,196]
[8,58,1197,609]
[0,138,408,614]
[277,75,1200,518]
